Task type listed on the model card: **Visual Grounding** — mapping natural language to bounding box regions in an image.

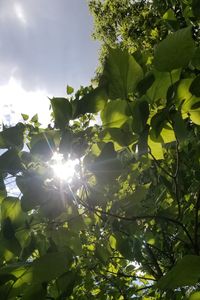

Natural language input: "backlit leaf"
[154,26,195,71]
[103,48,143,100]
[101,99,129,128]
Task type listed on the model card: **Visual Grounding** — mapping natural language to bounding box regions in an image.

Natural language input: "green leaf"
[138,125,149,156]
[51,97,72,129]
[1,251,72,294]
[2,218,15,240]
[192,0,200,18]
[122,185,149,215]
[103,48,143,100]
[30,114,38,123]
[189,292,200,300]
[160,123,176,143]
[147,69,181,102]
[131,99,149,134]
[101,126,135,147]
[66,85,74,95]
[95,244,110,265]
[0,123,24,149]
[0,281,15,300]
[21,284,46,300]
[101,99,129,128]
[0,230,21,261]
[16,175,45,211]
[151,109,168,138]
[171,110,188,142]
[154,26,196,71]
[59,129,73,158]
[175,79,200,124]
[21,114,29,121]
[0,149,22,175]
[136,73,155,96]
[56,271,79,298]
[115,234,136,261]
[175,79,193,109]
[109,235,117,250]
[1,197,26,228]
[189,108,200,125]
[17,174,65,217]
[30,131,56,161]
[148,136,164,160]
[189,75,200,97]
[91,142,122,182]
[40,190,65,219]
[50,228,82,255]
[191,47,200,69]
[74,86,108,117]
[158,255,200,290]
[0,273,16,285]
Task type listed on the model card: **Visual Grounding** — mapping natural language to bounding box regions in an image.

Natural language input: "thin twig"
[106,269,157,281]
[173,141,181,219]
[145,243,163,279]
[83,200,195,250]
[148,147,174,179]
[194,188,200,255]
[135,284,154,293]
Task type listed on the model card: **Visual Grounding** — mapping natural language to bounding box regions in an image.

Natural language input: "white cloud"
[14,3,27,25]
[0,77,51,126]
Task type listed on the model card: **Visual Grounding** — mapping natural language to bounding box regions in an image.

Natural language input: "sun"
[51,152,79,182]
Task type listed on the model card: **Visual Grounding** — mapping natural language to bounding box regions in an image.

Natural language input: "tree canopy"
[1,0,200,299]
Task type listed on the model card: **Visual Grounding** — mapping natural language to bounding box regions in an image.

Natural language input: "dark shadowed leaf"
[151,109,168,138]
[56,271,80,299]
[189,75,200,97]
[51,97,72,129]
[191,47,200,69]
[30,132,56,161]
[0,149,22,175]
[171,110,188,142]
[0,251,73,295]
[158,255,200,290]
[21,284,46,300]
[91,142,122,182]
[136,73,155,96]
[192,0,200,18]
[0,123,24,149]
[74,86,107,117]
[131,99,149,134]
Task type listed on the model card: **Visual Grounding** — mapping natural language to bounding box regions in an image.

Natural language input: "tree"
[1,1,200,299]
[89,0,200,77]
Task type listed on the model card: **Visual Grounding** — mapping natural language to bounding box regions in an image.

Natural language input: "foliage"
[89,0,200,77]
[1,0,200,299]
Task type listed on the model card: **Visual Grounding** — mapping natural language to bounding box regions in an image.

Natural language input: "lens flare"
[51,152,78,182]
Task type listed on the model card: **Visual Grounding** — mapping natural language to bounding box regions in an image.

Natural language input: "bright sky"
[0,0,99,126]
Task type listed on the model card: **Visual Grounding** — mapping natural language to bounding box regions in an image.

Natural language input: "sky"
[0,0,100,125]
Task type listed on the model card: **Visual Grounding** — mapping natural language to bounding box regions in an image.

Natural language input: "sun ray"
[51,152,79,182]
